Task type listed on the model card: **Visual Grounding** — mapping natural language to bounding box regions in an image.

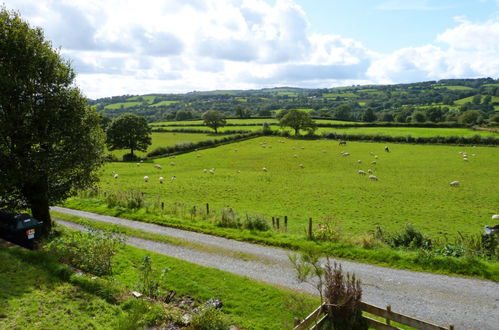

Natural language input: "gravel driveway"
[52,206,499,329]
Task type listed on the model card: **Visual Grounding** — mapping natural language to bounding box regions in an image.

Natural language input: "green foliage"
[137,255,170,299]
[117,299,166,329]
[106,113,152,158]
[189,307,231,330]
[0,7,105,234]
[362,108,376,122]
[388,224,432,250]
[45,226,125,275]
[279,109,316,135]
[458,110,484,125]
[203,110,227,133]
[314,216,342,243]
[333,104,353,121]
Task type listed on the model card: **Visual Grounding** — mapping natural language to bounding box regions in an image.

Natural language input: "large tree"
[279,109,316,136]
[106,114,152,159]
[0,8,105,236]
[202,110,226,133]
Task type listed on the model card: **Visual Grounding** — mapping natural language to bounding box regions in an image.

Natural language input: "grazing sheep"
[368,175,378,181]
[171,176,176,181]
[293,154,298,158]
[114,174,119,179]
[203,169,207,173]
[368,169,373,174]
[357,160,362,164]
[370,152,375,156]
[136,163,140,166]
[154,164,162,169]
[385,146,390,152]
[159,177,164,184]
[170,162,176,166]
[450,181,460,187]
[358,170,366,175]
[112,170,115,174]
[144,176,149,182]
[484,225,499,235]
[341,152,350,156]
[339,140,346,145]
[299,164,304,168]
[262,167,268,172]
[374,155,378,159]
[371,161,376,165]
[237,170,241,173]
[492,214,499,220]
[463,158,468,161]
[209,168,215,174]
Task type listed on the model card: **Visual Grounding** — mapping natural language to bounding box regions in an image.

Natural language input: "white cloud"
[2,0,499,98]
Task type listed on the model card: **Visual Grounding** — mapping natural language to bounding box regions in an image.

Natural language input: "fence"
[294,302,455,330]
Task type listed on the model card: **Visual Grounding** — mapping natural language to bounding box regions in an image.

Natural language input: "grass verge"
[53,205,499,281]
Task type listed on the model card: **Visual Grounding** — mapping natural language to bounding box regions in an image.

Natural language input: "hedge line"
[151,128,252,134]
[147,131,262,158]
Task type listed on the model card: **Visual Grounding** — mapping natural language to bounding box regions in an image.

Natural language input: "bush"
[215,208,241,229]
[243,215,270,231]
[314,216,342,242]
[189,306,230,330]
[122,153,140,161]
[136,255,170,299]
[388,224,432,250]
[45,226,125,276]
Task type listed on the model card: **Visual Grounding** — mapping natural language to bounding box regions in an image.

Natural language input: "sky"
[3,0,499,99]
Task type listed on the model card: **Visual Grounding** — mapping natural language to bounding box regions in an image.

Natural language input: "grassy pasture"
[127,95,156,103]
[97,137,499,239]
[316,126,499,137]
[150,118,359,126]
[323,92,359,98]
[150,100,179,107]
[107,132,233,159]
[104,101,142,109]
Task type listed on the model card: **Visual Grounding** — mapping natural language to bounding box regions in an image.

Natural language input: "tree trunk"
[23,177,52,238]
[295,128,299,135]
[131,147,134,158]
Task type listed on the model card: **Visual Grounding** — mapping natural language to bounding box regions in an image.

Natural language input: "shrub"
[243,215,270,231]
[189,306,230,330]
[122,153,140,161]
[45,226,125,276]
[215,208,241,229]
[136,255,170,299]
[389,223,432,250]
[314,216,342,242]
[117,299,166,329]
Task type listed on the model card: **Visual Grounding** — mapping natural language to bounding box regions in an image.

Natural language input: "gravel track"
[52,206,499,329]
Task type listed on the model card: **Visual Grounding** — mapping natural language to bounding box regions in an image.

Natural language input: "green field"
[316,126,499,137]
[96,137,499,238]
[127,95,156,103]
[108,132,233,159]
[150,119,361,127]
[323,92,359,98]
[150,100,179,107]
[441,86,476,91]
[104,101,142,109]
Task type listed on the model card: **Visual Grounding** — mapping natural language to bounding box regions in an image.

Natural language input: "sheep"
[341,152,350,156]
[450,181,460,187]
[114,174,119,179]
[237,170,241,173]
[368,169,373,174]
[299,164,304,168]
[374,155,378,159]
[357,160,362,164]
[293,154,298,158]
[112,170,115,174]
[154,164,162,169]
[339,140,346,145]
[144,176,149,182]
[463,158,468,162]
[171,176,176,181]
[136,163,140,166]
[209,168,215,175]
[371,161,376,165]
[358,170,366,175]
[203,169,207,173]
[492,214,499,220]
[300,146,305,149]
[170,162,176,166]
[384,146,390,152]
[196,154,201,158]
[370,152,375,156]
[159,177,164,184]
[262,167,268,172]
[368,175,378,181]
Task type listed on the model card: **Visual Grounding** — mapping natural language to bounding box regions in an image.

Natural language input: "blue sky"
[4,0,499,98]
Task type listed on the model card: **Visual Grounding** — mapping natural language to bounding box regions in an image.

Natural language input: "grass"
[440,86,476,91]
[107,132,234,159]
[127,95,156,103]
[316,126,499,137]
[323,92,359,98]
[84,137,499,238]
[150,100,179,107]
[104,101,142,109]
[1,228,320,329]
[0,245,124,329]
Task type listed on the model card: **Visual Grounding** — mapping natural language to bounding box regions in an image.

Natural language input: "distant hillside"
[89,78,499,123]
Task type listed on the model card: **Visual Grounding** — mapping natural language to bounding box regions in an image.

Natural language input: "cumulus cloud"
[3,0,498,98]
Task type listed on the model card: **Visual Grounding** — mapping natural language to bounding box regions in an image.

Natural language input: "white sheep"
[159,177,164,184]
[463,158,468,161]
[374,155,378,159]
[299,164,304,168]
[170,162,176,166]
[450,181,460,187]
[368,175,378,181]
[341,152,350,156]
[114,174,119,179]
[357,160,362,164]
[370,152,375,156]
[368,169,373,174]
[203,169,207,173]
[358,170,366,175]
[491,214,499,220]
[262,167,268,172]
[154,164,162,169]
[371,161,376,165]
[144,176,149,182]
[171,176,176,181]
[293,154,298,158]
[136,163,140,166]
[209,168,215,175]
[112,170,115,174]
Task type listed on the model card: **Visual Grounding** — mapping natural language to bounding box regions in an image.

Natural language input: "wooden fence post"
[284,215,288,231]
[308,218,313,239]
[386,305,391,325]
[272,217,275,229]
[161,202,164,210]
[276,218,280,230]
[206,203,209,214]
[449,326,454,330]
